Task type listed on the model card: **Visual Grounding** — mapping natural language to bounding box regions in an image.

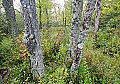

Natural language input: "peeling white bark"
[20,0,44,78]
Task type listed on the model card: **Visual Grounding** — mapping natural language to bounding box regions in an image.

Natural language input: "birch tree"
[70,0,96,73]
[2,0,18,37]
[20,0,44,78]
[70,0,83,72]
[94,0,102,33]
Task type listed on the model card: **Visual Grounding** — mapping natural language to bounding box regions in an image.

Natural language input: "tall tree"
[70,0,96,73]
[76,0,96,70]
[20,0,44,78]
[70,0,83,72]
[94,0,102,33]
[2,0,18,37]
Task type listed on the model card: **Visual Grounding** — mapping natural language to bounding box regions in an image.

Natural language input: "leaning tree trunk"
[2,0,18,37]
[20,0,44,78]
[70,0,83,72]
[94,0,102,33]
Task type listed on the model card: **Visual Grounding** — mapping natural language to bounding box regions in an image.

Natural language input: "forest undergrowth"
[0,27,120,84]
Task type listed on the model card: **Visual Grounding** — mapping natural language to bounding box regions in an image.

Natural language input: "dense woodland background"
[0,0,120,84]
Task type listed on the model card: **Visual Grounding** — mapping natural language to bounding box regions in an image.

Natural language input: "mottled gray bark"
[70,0,83,72]
[83,0,96,30]
[94,0,102,33]
[2,0,18,37]
[39,0,42,29]
[70,0,96,73]
[20,0,44,78]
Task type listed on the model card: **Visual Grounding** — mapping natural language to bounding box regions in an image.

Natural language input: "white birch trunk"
[94,0,102,33]
[20,0,44,78]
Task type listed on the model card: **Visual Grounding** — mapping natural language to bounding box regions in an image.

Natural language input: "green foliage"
[100,0,120,29]
[16,12,24,33]
[64,0,72,26]
[0,27,120,84]
[0,37,34,83]
[95,28,120,57]
[0,0,119,83]
[41,27,69,73]
[0,13,8,41]
[83,29,120,84]
[36,0,53,27]
[0,37,14,62]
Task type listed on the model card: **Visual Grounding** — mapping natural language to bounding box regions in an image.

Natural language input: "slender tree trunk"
[63,0,67,27]
[65,17,66,27]
[83,0,96,30]
[39,0,42,29]
[62,11,64,26]
[81,0,96,58]
[20,0,44,78]
[2,0,18,37]
[76,0,96,68]
[54,4,58,26]
[70,0,83,72]
[46,8,49,29]
[94,0,102,33]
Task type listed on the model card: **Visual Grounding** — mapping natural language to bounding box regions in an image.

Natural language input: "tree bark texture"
[39,0,42,29]
[20,0,44,78]
[2,0,18,37]
[94,0,102,33]
[70,0,83,72]
[70,0,96,73]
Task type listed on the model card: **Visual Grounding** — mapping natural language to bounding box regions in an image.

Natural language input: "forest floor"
[0,27,120,84]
